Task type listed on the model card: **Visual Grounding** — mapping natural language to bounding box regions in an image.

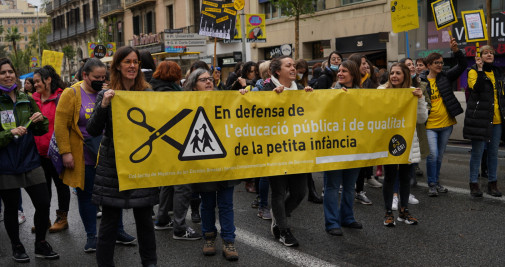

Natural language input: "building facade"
[0,0,48,52]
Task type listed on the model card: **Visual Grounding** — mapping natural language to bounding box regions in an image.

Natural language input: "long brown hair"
[384,63,411,89]
[109,46,150,91]
[339,60,361,88]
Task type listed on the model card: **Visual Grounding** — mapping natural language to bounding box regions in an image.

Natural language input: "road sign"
[165,40,207,46]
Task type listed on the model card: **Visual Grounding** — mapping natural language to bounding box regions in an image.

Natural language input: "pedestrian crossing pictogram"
[179,106,227,161]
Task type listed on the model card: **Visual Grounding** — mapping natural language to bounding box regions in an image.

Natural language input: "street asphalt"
[1,141,505,266]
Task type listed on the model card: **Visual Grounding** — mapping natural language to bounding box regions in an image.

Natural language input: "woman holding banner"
[241,55,313,247]
[186,68,241,260]
[314,51,342,89]
[464,45,505,197]
[320,60,363,236]
[378,63,427,226]
[420,38,466,197]
[0,57,59,262]
[86,46,158,267]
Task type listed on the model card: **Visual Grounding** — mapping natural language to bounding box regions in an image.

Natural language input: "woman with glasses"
[86,46,158,267]
[211,66,225,91]
[464,45,505,197]
[186,68,241,261]
[420,38,467,197]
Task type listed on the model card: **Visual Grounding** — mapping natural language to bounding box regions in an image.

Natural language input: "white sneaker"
[18,211,26,225]
[355,191,372,205]
[408,194,419,205]
[392,195,398,211]
[366,178,382,188]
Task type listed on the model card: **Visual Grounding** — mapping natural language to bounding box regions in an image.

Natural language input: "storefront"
[334,33,389,68]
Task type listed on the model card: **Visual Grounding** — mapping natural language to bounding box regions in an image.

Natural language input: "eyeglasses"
[121,60,140,66]
[197,77,214,82]
[432,61,444,66]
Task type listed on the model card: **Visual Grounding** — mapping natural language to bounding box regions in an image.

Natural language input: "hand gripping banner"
[112,89,418,191]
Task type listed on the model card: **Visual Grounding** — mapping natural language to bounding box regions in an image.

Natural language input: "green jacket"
[0,91,48,174]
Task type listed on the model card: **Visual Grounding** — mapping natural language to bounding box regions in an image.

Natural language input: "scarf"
[270,76,298,90]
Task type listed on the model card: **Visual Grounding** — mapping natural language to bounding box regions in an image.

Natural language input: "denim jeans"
[76,165,98,238]
[470,124,502,183]
[258,177,269,208]
[323,168,360,231]
[200,186,236,242]
[426,126,453,185]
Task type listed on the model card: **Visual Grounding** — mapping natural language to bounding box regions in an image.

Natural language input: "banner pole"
[214,37,217,68]
[240,10,247,62]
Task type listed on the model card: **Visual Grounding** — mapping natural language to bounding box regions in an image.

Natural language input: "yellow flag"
[41,50,64,75]
[112,89,417,191]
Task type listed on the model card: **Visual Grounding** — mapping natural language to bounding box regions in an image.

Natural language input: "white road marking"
[417,182,505,202]
[234,227,338,267]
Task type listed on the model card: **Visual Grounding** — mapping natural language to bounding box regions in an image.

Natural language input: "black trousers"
[40,157,70,212]
[383,164,412,211]
[0,182,50,246]
[269,173,307,230]
[96,205,157,267]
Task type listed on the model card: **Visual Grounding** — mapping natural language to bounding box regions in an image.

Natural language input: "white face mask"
[296,73,302,80]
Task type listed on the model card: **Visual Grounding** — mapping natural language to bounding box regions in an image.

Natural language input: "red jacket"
[33,88,63,157]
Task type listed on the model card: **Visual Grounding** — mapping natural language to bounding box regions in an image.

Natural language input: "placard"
[431,0,458,30]
[390,0,419,33]
[461,10,488,42]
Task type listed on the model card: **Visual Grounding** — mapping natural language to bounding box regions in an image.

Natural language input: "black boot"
[190,198,201,223]
[307,175,323,204]
[469,183,483,197]
[487,181,502,197]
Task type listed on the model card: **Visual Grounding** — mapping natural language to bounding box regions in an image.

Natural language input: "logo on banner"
[127,106,226,163]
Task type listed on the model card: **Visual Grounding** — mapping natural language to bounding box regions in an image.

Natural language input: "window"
[32,19,35,23]
[24,27,27,32]
[8,19,10,24]
[24,19,27,23]
[313,0,325,11]
[145,11,153,33]
[25,36,28,41]
[342,0,371,5]
[166,5,174,29]
[133,16,140,35]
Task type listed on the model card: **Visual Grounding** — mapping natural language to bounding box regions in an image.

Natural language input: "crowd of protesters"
[2,36,505,266]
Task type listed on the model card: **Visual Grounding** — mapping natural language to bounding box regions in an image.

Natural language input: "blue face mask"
[330,64,339,71]
[411,73,416,79]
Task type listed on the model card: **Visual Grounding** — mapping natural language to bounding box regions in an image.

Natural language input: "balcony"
[77,22,85,34]
[60,0,70,6]
[46,34,53,44]
[85,19,97,31]
[100,1,124,18]
[68,23,76,37]
[45,2,53,14]
[61,28,68,39]
[125,0,156,10]
[53,0,60,9]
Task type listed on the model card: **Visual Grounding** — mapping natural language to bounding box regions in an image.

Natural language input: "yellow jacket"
[54,81,86,189]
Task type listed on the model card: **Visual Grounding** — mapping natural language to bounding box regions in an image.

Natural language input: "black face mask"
[90,80,104,92]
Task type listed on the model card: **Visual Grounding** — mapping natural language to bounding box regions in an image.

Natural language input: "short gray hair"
[184,68,211,91]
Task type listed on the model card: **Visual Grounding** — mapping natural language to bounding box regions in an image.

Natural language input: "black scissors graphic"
[127,107,192,163]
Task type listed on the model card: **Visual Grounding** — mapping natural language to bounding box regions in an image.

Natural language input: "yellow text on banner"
[112,89,418,191]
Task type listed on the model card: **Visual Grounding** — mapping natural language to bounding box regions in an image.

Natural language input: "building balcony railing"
[77,22,85,34]
[100,1,124,17]
[85,19,97,31]
[61,28,68,39]
[45,2,53,14]
[46,34,54,44]
[68,23,76,36]
[125,0,156,9]
[60,0,70,6]
[53,0,60,9]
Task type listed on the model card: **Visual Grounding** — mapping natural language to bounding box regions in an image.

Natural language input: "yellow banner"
[112,90,417,191]
[41,50,64,75]
[390,0,419,33]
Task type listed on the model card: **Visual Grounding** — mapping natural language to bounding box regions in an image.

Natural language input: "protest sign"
[431,0,458,30]
[41,50,64,75]
[461,10,488,42]
[199,0,237,39]
[230,14,267,42]
[390,0,419,33]
[111,89,418,191]
[87,42,117,58]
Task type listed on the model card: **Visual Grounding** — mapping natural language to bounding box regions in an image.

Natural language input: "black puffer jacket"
[150,78,182,92]
[86,89,159,208]
[463,64,505,141]
[314,67,335,89]
[420,49,467,119]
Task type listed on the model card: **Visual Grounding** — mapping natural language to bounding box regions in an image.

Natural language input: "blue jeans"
[200,186,236,242]
[323,168,360,231]
[426,126,453,185]
[77,165,98,238]
[470,124,502,183]
[258,177,269,208]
